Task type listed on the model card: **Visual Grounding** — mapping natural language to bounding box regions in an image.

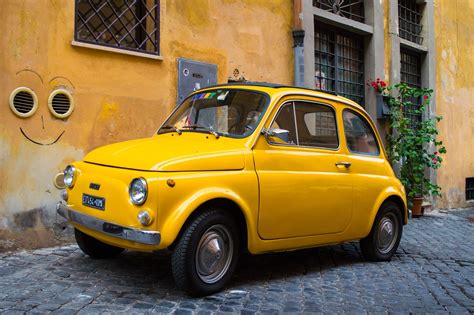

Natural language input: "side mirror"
[265,128,290,144]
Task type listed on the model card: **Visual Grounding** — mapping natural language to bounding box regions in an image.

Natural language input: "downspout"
[293,0,305,87]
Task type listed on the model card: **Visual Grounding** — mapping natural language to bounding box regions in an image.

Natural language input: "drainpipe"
[293,0,305,87]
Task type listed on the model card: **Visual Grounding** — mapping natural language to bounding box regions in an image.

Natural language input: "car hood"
[83,133,246,172]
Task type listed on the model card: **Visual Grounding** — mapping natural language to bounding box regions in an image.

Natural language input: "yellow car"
[57,83,407,295]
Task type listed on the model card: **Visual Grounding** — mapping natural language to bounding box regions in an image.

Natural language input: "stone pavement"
[1,209,473,314]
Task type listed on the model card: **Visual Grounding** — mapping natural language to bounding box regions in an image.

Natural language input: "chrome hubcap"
[376,213,398,254]
[196,224,234,284]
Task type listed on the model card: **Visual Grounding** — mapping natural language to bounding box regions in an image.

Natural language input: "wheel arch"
[370,189,408,229]
[383,195,408,224]
[365,189,408,236]
[169,198,248,252]
[161,191,254,252]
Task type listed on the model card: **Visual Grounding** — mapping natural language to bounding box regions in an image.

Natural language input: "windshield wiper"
[160,125,182,135]
[181,124,220,139]
[181,124,206,129]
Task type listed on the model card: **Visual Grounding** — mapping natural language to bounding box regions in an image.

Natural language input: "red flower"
[434,151,438,155]
[368,78,387,92]
[423,95,429,100]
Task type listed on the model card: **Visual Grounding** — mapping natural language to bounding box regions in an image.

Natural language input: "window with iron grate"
[313,0,365,23]
[400,49,422,127]
[314,22,365,106]
[467,178,474,201]
[75,0,160,55]
[398,0,423,45]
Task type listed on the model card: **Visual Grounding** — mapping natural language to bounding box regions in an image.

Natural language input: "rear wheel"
[171,208,240,296]
[359,201,402,261]
[74,228,124,259]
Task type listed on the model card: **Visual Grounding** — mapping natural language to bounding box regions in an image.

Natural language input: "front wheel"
[74,228,124,259]
[359,201,403,261]
[171,208,240,296]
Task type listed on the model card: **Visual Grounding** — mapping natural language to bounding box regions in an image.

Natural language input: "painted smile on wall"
[10,69,75,146]
[20,127,65,146]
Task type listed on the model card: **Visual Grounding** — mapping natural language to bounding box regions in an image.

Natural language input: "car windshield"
[158,89,269,138]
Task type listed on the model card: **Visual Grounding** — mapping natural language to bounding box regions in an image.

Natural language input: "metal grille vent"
[13,91,35,114]
[9,87,38,118]
[51,93,71,115]
[467,178,474,201]
[48,90,75,118]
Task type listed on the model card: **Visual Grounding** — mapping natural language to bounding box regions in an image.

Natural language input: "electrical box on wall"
[177,58,217,105]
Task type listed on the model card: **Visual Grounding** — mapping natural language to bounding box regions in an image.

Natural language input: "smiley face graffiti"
[9,69,75,146]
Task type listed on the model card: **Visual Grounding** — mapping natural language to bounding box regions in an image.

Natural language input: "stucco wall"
[434,0,474,209]
[0,0,293,251]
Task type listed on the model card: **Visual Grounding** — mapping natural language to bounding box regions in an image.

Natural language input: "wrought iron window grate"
[75,0,160,55]
[467,178,474,201]
[400,49,422,126]
[313,0,365,23]
[314,22,365,105]
[399,0,423,45]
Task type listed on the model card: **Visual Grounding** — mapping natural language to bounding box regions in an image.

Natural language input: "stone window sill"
[71,40,163,61]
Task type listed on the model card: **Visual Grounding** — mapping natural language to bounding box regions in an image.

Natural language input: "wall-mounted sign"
[177,58,217,105]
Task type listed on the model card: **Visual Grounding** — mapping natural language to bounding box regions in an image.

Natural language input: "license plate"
[82,194,105,210]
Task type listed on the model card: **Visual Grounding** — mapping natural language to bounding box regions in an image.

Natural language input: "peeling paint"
[435,1,474,209]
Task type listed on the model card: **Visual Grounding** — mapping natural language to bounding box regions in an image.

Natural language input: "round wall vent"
[48,89,74,118]
[9,87,38,118]
[54,172,66,189]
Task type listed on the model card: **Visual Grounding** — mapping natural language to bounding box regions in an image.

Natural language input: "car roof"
[197,82,363,110]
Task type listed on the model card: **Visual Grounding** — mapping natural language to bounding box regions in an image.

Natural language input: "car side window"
[343,109,380,155]
[295,101,338,149]
[267,103,297,145]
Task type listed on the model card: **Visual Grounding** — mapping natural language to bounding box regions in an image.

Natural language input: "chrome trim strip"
[56,203,161,245]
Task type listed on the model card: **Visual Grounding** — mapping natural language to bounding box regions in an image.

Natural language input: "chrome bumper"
[56,203,161,245]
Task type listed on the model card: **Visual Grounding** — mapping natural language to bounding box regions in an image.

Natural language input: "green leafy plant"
[371,80,447,200]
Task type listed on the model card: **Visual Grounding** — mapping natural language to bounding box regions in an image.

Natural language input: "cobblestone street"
[1,209,473,314]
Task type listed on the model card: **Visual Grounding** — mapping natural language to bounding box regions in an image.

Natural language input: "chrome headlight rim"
[63,165,76,188]
[129,177,148,205]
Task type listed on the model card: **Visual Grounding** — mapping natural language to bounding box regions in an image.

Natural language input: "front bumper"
[57,203,161,245]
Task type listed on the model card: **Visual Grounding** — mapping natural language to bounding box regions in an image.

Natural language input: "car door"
[254,99,353,240]
[341,108,390,227]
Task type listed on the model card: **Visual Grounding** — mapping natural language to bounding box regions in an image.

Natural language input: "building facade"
[294,0,473,209]
[0,0,293,250]
[0,0,472,250]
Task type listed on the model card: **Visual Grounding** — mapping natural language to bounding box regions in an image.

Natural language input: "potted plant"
[370,80,447,217]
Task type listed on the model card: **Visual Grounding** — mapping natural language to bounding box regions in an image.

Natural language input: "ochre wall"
[434,1,474,208]
[0,0,293,250]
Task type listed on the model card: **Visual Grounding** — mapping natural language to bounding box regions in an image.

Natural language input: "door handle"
[335,161,352,168]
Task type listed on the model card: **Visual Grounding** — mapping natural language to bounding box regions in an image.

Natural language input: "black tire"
[74,228,124,259]
[359,201,403,261]
[171,208,240,296]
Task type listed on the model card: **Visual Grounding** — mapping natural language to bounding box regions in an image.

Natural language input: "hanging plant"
[371,81,447,206]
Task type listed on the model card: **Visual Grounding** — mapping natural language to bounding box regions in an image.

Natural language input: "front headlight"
[63,165,76,188]
[129,178,148,205]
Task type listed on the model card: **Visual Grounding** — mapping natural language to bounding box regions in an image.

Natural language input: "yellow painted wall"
[0,0,293,250]
[434,0,474,208]
[1,0,472,250]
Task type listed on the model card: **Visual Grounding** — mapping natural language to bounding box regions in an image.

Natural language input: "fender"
[159,187,258,250]
[363,186,407,237]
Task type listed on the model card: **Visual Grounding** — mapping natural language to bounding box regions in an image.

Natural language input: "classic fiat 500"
[58,83,407,295]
